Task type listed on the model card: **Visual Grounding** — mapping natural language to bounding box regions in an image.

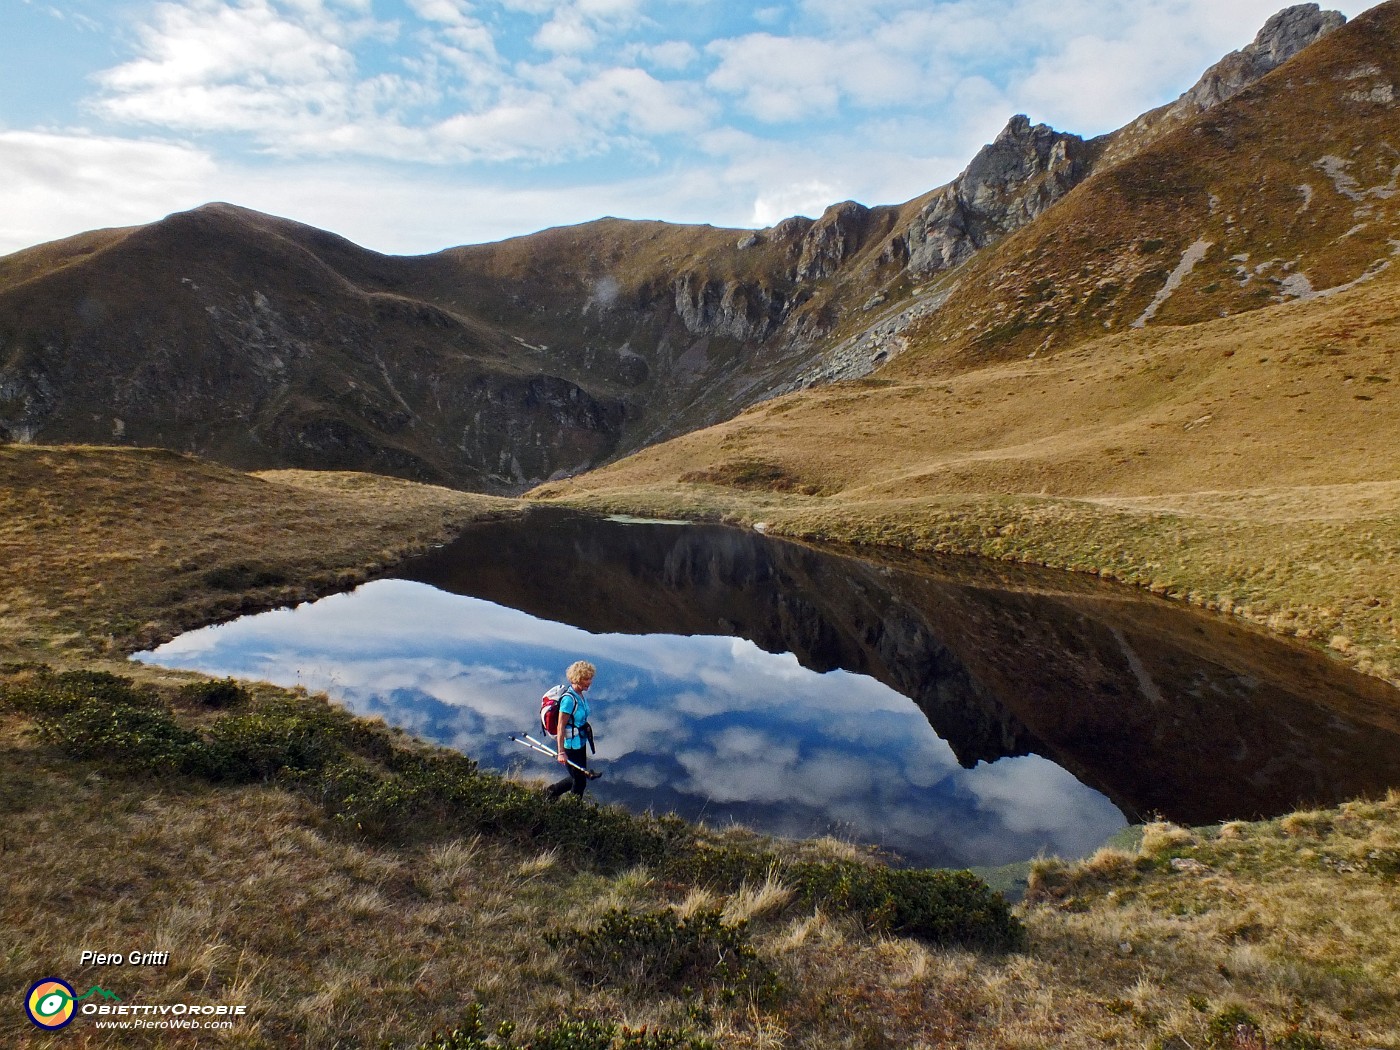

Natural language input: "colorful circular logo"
[26,978,76,1029]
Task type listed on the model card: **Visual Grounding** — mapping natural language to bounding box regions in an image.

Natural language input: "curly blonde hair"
[566,660,597,686]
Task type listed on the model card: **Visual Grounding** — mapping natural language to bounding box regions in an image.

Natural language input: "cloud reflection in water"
[137,578,1125,867]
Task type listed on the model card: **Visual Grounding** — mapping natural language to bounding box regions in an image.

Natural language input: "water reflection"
[139,578,1124,868]
[137,506,1400,868]
[398,509,1400,828]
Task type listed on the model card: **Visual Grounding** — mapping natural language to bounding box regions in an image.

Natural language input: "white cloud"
[0,130,218,254]
[573,67,714,137]
[92,0,389,140]
[529,0,646,54]
[750,179,841,225]
[633,39,700,72]
[534,11,597,54]
[5,0,1374,259]
[706,34,842,122]
[405,0,474,25]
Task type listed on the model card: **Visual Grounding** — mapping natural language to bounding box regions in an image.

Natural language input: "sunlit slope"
[550,259,1398,499]
[889,0,1400,372]
[535,265,1400,680]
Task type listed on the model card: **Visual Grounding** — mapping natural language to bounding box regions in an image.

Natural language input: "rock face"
[902,116,1095,277]
[1095,4,1345,169]
[1182,3,1346,111]
[796,201,873,281]
[894,6,1347,283]
[672,273,790,342]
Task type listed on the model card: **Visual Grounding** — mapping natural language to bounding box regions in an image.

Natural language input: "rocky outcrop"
[1096,4,1345,169]
[672,274,790,342]
[894,7,1345,279]
[458,375,626,486]
[796,201,872,281]
[901,116,1094,277]
[1182,3,1345,111]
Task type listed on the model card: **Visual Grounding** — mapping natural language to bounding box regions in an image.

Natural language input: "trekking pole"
[509,733,601,779]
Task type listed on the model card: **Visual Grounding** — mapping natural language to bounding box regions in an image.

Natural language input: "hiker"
[548,660,596,799]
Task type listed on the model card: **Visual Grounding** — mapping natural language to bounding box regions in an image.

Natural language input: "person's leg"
[547,747,589,797]
[566,746,588,796]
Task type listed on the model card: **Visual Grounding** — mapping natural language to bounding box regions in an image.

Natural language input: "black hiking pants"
[548,746,589,798]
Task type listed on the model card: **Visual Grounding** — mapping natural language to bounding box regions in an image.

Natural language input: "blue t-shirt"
[559,687,590,750]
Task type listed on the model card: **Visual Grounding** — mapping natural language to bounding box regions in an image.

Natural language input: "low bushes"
[177,677,247,709]
[2,666,1024,951]
[548,907,780,1001]
[416,1004,715,1050]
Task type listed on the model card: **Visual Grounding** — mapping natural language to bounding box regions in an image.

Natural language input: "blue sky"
[0,0,1373,256]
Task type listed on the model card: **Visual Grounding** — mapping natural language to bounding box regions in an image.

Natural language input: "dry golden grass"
[0,441,1397,1047]
[535,271,1400,686]
[4,694,1396,1049]
[0,445,517,661]
[1022,793,1400,1049]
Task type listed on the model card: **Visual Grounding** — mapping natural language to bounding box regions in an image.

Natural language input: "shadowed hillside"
[0,6,1351,492]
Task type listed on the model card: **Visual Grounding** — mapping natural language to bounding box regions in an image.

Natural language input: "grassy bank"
[2,443,1398,1047]
[0,445,517,662]
[2,665,1395,1049]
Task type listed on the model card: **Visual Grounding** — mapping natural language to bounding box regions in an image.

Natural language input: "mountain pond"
[135,507,1400,870]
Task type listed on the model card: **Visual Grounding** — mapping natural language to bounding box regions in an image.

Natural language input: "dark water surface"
[136,508,1400,869]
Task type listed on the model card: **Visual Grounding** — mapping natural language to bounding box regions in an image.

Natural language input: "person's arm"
[556,698,571,761]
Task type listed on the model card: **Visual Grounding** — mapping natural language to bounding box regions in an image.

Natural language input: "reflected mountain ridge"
[401,507,1400,825]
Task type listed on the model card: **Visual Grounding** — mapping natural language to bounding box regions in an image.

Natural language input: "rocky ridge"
[0,5,1351,490]
[1097,2,1348,169]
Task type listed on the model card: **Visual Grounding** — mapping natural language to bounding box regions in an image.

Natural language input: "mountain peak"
[1252,3,1348,65]
[1180,3,1346,112]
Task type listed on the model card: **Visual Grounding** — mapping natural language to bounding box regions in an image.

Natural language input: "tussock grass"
[0,445,516,661]
[1,667,1024,1048]
[4,666,1398,1047]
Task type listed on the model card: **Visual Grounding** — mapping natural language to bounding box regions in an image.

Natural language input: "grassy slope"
[533,4,1400,686]
[533,266,1400,685]
[0,447,1397,1047]
[0,445,516,662]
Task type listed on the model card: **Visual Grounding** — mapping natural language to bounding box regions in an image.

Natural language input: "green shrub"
[199,711,340,781]
[1275,1031,1329,1050]
[548,907,779,1002]
[1206,1006,1264,1048]
[1365,848,1400,878]
[178,678,247,709]
[667,849,1024,950]
[36,701,203,776]
[201,562,288,591]
[0,668,160,717]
